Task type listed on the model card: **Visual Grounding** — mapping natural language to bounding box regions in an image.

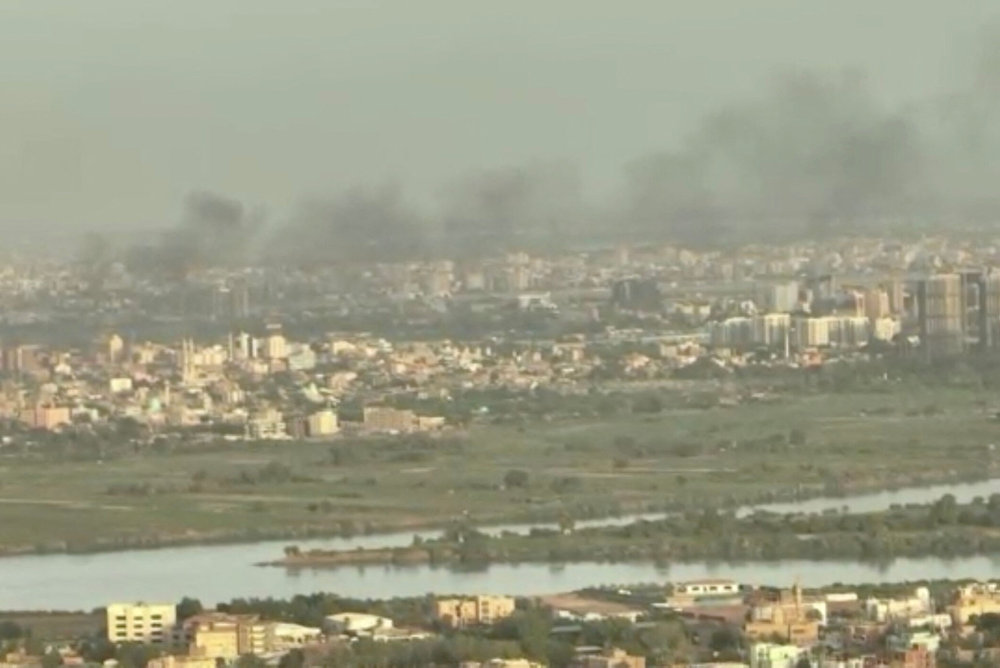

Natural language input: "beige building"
[24,404,71,431]
[106,602,176,644]
[363,406,416,433]
[308,409,339,437]
[744,584,823,646]
[182,613,268,660]
[434,596,516,628]
[181,614,319,659]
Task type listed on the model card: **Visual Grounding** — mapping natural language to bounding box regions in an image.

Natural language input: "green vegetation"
[269,494,1000,568]
[0,380,999,554]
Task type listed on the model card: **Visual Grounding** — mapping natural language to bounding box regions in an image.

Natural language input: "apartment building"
[105,602,176,644]
[434,596,516,628]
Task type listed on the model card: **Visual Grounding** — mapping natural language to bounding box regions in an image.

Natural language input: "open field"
[0,385,999,554]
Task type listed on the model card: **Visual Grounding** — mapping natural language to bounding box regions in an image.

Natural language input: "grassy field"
[0,385,998,553]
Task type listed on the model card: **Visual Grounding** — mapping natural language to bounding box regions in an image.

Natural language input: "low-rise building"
[324,613,393,634]
[363,406,416,433]
[745,584,823,646]
[308,410,339,437]
[434,596,516,628]
[106,602,176,644]
[749,642,807,668]
[949,581,1000,629]
[266,623,322,651]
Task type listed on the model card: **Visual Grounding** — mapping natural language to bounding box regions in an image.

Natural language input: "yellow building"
[949,582,1000,628]
[307,410,339,437]
[435,596,516,628]
[106,602,176,644]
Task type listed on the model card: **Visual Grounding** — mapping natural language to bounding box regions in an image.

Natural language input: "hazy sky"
[1,0,997,235]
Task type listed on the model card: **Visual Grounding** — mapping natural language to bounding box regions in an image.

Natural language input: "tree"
[177,596,204,621]
[931,494,959,524]
[278,649,304,668]
[503,469,529,489]
[709,627,739,653]
[235,655,266,668]
[40,650,62,668]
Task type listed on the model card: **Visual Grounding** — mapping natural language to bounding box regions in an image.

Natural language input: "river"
[2,478,1000,611]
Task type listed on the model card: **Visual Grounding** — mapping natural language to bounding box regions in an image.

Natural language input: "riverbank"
[1,468,993,558]
[1,388,997,557]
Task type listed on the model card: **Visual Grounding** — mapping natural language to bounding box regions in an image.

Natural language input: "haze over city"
[4,1,1000,254]
[9,3,1000,668]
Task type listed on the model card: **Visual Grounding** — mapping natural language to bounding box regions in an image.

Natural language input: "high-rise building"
[753,313,791,348]
[885,278,906,315]
[918,273,965,356]
[709,317,754,349]
[864,288,890,322]
[791,317,830,349]
[982,273,1000,349]
[760,281,799,313]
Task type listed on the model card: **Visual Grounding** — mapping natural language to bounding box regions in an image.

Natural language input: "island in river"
[262,493,1000,569]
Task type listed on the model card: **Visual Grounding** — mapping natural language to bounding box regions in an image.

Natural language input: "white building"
[324,613,393,634]
[749,642,807,668]
[674,579,740,597]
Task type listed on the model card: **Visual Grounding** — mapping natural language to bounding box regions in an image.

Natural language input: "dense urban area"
[11,0,1000,665]
[4,236,1000,667]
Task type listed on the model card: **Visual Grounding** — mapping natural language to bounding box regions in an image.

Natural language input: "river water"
[3,478,1000,611]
